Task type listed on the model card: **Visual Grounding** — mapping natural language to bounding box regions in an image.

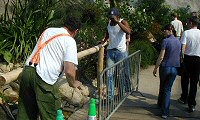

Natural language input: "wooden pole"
[97,46,105,117]
[0,42,108,86]
[0,68,23,86]
[77,42,107,59]
[97,47,104,80]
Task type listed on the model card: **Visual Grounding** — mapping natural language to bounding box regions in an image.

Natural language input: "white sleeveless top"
[107,19,126,52]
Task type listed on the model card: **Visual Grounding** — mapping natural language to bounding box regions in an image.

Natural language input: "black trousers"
[181,55,200,106]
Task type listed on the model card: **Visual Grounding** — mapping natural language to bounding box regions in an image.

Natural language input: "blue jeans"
[158,66,178,116]
[106,49,127,99]
[124,51,131,92]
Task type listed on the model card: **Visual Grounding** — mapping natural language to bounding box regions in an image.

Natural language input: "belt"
[109,48,118,50]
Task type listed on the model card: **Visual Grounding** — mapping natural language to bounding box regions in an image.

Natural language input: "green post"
[56,109,64,120]
[88,98,97,120]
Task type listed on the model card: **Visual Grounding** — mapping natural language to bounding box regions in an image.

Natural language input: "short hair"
[171,12,178,17]
[188,17,199,26]
[191,11,198,17]
[162,24,177,37]
[64,16,82,32]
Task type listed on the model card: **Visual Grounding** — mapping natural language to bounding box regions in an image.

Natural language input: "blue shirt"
[161,35,181,67]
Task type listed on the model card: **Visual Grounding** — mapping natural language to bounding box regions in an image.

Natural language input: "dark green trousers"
[17,66,61,120]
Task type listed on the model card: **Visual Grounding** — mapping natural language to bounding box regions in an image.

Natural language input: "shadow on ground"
[114,91,200,120]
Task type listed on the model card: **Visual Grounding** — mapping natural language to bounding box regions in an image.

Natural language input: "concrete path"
[68,65,200,120]
[110,66,200,120]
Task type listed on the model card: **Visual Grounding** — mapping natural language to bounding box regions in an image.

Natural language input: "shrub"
[129,40,158,68]
[74,1,109,80]
[0,0,59,63]
[147,22,164,43]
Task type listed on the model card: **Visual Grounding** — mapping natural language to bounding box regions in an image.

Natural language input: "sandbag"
[57,78,89,106]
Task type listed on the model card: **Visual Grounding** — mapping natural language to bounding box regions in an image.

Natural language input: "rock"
[0,85,18,103]
[9,82,19,93]
[0,62,14,73]
[57,78,90,107]
[0,97,2,104]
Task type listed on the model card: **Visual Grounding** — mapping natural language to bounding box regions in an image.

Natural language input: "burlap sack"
[57,78,89,106]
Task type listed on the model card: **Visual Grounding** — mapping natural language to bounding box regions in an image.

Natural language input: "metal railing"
[98,50,141,120]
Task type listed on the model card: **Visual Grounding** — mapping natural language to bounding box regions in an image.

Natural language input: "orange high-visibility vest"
[29,30,70,66]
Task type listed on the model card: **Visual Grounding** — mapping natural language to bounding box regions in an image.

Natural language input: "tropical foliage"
[0,0,60,63]
[0,0,194,76]
[129,40,158,68]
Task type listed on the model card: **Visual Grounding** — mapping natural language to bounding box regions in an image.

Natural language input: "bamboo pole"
[97,47,104,80]
[97,45,105,116]
[78,44,102,59]
[0,42,108,86]
[0,68,23,86]
[77,42,107,59]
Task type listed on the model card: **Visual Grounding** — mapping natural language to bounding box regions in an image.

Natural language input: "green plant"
[147,22,164,43]
[137,0,166,17]
[75,1,109,80]
[0,0,60,63]
[129,40,158,68]
[0,92,9,103]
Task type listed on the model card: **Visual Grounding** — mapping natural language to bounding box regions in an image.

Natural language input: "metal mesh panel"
[98,50,141,120]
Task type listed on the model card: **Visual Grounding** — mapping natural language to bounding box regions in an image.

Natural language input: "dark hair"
[188,17,199,26]
[171,12,178,17]
[163,24,177,37]
[191,11,198,17]
[64,16,82,31]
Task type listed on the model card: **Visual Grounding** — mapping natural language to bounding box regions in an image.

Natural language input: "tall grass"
[0,0,60,63]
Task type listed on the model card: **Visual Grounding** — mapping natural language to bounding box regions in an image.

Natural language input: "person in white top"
[178,17,200,113]
[17,16,82,120]
[102,8,131,100]
[171,12,184,39]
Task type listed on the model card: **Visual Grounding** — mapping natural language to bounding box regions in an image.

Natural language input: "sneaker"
[188,105,195,112]
[161,115,167,119]
[178,97,187,104]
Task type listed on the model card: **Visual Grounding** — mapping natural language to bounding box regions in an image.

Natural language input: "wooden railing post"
[97,42,107,93]
[97,47,104,82]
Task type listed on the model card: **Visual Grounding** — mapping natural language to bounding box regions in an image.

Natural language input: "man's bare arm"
[112,16,131,34]
[64,61,82,88]
[118,20,132,34]
[181,44,186,58]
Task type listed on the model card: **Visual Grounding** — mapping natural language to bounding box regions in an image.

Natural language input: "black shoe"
[178,97,187,104]
[188,105,195,112]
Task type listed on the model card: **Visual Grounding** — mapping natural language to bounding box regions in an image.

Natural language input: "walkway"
[110,66,200,120]
[68,65,200,120]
